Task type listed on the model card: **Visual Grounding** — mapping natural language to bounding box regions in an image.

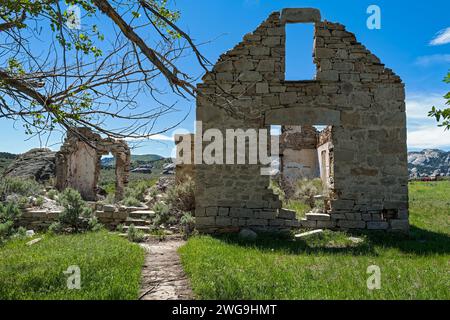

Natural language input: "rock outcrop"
[3,148,56,182]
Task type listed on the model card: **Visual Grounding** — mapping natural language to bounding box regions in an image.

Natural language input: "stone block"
[316,220,336,228]
[367,221,389,230]
[305,213,330,221]
[218,207,229,216]
[205,207,218,216]
[390,219,409,230]
[337,220,366,229]
[247,218,268,226]
[103,205,115,212]
[196,216,216,226]
[299,219,317,228]
[279,209,296,219]
[256,83,269,94]
[281,8,321,23]
[216,217,232,226]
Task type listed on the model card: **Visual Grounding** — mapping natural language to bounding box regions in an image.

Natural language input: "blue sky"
[1,0,449,156]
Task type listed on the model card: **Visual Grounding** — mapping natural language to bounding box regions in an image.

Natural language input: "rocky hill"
[408,149,450,178]
[2,148,56,182]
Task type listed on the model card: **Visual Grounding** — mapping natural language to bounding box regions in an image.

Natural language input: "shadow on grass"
[214,231,377,256]
[213,226,450,257]
[361,225,450,255]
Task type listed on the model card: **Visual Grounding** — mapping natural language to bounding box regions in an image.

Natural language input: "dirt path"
[138,236,193,300]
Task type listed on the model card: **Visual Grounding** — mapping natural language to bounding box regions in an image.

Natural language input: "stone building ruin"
[190,8,409,233]
[55,128,130,201]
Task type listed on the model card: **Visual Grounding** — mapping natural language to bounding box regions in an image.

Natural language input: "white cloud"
[430,27,450,46]
[406,93,450,150]
[124,133,173,142]
[408,125,450,149]
[415,54,450,66]
[406,93,446,119]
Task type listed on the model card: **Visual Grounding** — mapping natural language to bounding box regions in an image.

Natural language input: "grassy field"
[179,181,450,299]
[0,231,145,299]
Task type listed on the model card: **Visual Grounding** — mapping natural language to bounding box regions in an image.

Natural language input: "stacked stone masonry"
[192,8,408,233]
[55,127,131,201]
[15,204,139,231]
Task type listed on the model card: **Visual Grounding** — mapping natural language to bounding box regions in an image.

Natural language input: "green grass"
[0,231,145,299]
[284,199,311,219]
[179,181,450,300]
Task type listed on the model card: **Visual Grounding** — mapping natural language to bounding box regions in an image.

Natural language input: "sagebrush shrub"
[127,224,145,242]
[152,202,170,227]
[294,178,324,209]
[57,188,92,232]
[0,177,43,200]
[0,202,22,243]
[47,189,59,200]
[122,196,141,207]
[166,178,195,213]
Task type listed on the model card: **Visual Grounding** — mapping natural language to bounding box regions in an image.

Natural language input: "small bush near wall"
[50,188,102,233]
[0,202,23,244]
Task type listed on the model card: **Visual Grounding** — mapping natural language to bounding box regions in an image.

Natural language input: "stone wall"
[55,128,130,201]
[280,125,320,195]
[16,204,130,231]
[194,8,409,233]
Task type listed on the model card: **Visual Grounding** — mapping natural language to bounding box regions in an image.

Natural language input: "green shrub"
[47,189,59,200]
[122,196,141,207]
[0,202,22,243]
[127,224,145,243]
[48,222,62,234]
[116,223,125,233]
[0,177,43,199]
[88,216,103,232]
[103,193,115,205]
[35,196,44,207]
[293,178,324,209]
[166,178,195,212]
[124,181,148,202]
[18,196,30,209]
[180,212,195,236]
[57,188,92,232]
[269,178,286,202]
[152,202,170,227]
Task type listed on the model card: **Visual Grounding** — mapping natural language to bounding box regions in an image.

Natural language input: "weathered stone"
[367,221,389,230]
[281,8,321,23]
[295,229,323,239]
[55,127,130,201]
[239,228,258,240]
[191,9,408,235]
[305,213,330,221]
[278,208,296,219]
[3,148,56,182]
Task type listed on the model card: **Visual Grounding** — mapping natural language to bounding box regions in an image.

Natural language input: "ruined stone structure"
[55,128,130,201]
[193,8,409,233]
[279,125,320,195]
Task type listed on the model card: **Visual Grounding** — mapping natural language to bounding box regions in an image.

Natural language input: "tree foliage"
[0,0,210,141]
[429,71,450,130]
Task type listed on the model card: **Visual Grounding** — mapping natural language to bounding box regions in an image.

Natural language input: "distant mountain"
[408,149,450,178]
[101,154,169,169]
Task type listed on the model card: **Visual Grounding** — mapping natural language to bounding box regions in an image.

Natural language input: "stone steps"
[123,225,151,233]
[125,218,149,227]
[128,210,155,219]
[305,212,331,221]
